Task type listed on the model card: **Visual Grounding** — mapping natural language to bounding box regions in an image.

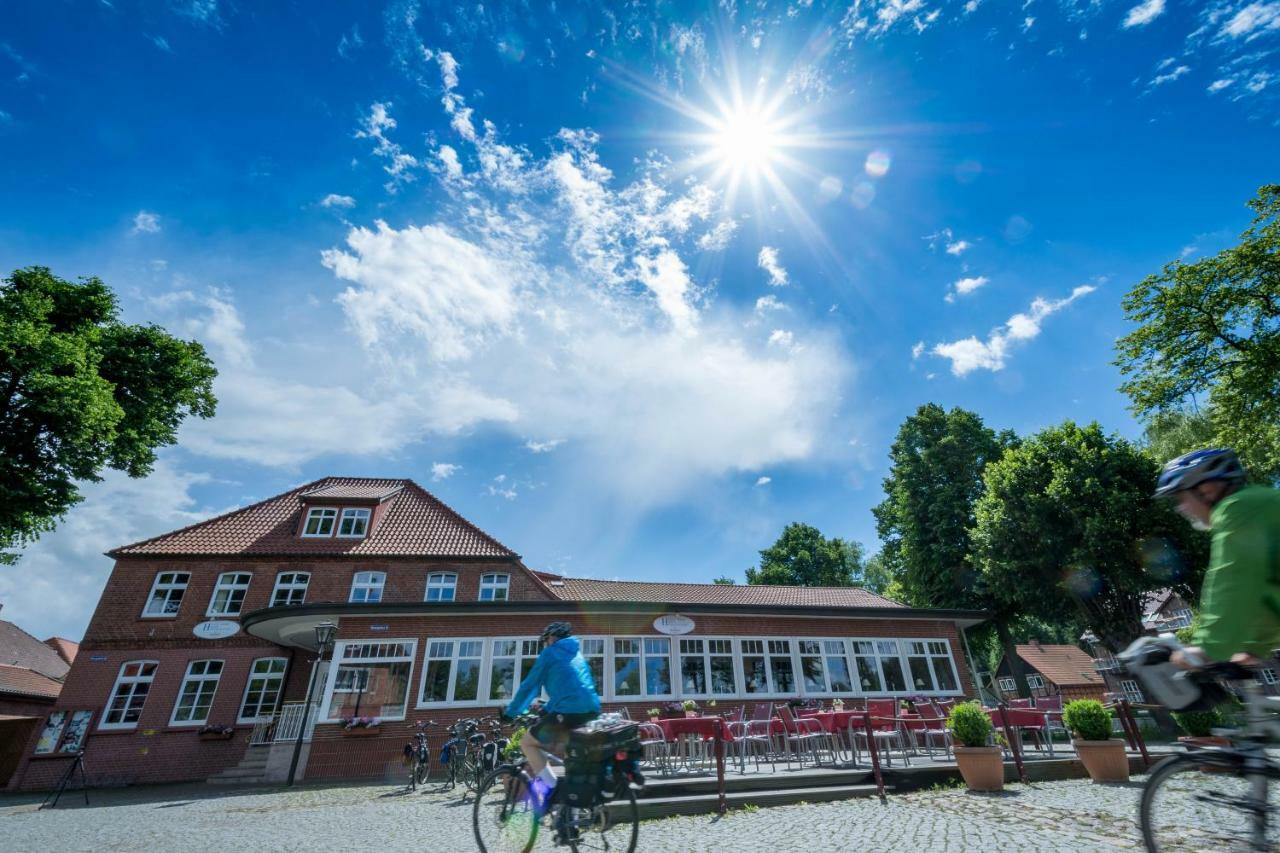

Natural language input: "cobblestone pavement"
[0,775,1230,852]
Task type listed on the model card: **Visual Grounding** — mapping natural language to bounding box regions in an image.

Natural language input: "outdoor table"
[802,710,865,763]
[655,716,730,812]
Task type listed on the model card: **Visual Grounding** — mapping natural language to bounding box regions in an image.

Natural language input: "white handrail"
[273,702,319,743]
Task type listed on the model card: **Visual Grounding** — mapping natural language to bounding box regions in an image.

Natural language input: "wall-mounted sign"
[193,620,241,640]
[89,654,108,663]
[369,625,389,632]
[653,614,695,635]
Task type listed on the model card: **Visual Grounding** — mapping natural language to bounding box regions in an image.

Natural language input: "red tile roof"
[0,620,70,681]
[43,637,79,666]
[301,482,404,502]
[0,664,62,700]
[1014,643,1103,688]
[110,477,518,559]
[549,578,905,609]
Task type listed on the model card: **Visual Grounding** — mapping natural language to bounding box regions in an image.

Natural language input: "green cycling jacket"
[1193,485,1280,661]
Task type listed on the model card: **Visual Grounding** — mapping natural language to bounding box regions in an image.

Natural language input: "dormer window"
[302,507,337,537]
[479,573,510,601]
[337,508,371,538]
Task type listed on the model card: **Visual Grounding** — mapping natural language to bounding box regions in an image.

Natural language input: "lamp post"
[287,621,337,787]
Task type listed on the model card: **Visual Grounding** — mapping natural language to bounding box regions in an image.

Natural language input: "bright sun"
[711,106,784,176]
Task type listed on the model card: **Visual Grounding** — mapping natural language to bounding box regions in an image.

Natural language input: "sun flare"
[710,106,785,177]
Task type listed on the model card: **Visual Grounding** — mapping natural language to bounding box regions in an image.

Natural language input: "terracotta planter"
[1179,735,1233,772]
[684,711,697,718]
[1074,739,1129,782]
[648,717,660,724]
[953,746,1004,792]
[343,726,381,737]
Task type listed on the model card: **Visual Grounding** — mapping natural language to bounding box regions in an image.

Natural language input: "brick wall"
[0,696,56,718]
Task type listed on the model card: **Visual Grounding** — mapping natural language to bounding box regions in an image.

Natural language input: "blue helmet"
[1154,448,1245,498]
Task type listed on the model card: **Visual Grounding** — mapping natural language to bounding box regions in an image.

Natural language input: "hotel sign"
[652,614,695,635]
[193,620,241,640]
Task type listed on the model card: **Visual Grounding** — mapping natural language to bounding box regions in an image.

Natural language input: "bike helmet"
[541,621,573,642]
[1154,448,1246,498]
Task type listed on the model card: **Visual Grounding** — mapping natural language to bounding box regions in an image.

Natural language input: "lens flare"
[864,149,891,178]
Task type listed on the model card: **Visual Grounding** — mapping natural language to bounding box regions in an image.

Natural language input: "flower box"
[343,725,381,737]
[198,729,235,741]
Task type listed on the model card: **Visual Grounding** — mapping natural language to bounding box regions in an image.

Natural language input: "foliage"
[745,522,863,587]
[1140,408,1218,470]
[647,708,661,718]
[857,552,897,597]
[1062,700,1112,741]
[198,724,234,736]
[503,727,527,759]
[972,421,1208,652]
[681,699,698,711]
[947,702,994,748]
[340,715,380,730]
[1172,707,1223,738]
[1116,184,1280,483]
[0,266,217,562]
[711,576,736,585]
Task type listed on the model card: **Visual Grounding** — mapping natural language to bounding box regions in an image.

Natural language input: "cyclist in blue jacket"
[503,622,601,809]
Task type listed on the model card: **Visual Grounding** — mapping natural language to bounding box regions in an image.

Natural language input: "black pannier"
[561,722,643,809]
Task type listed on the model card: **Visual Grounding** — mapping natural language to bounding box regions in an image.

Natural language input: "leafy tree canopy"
[972,421,1207,652]
[0,267,217,561]
[1116,184,1280,482]
[745,523,863,587]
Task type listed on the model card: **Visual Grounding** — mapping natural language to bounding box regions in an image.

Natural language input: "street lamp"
[287,621,337,786]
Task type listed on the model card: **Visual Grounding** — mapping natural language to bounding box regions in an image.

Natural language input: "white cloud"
[438,144,462,179]
[525,439,565,453]
[431,462,461,481]
[131,210,161,234]
[931,284,1097,376]
[946,239,971,255]
[768,329,795,349]
[911,341,925,360]
[487,475,518,500]
[1123,0,1166,29]
[1150,64,1191,86]
[1221,3,1280,39]
[635,250,698,333]
[1208,77,1235,92]
[755,295,786,314]
[757,246,789,286]
[755,476,772,486]
[697,219,738,251]
[355,102,419,192]
[320,193,356,209]
[946,275,990,302]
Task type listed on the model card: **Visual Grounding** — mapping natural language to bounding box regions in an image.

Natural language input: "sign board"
[369,624,389,632]
[89,654,108,663]
[652,614,695,635]
[193,620,241,640]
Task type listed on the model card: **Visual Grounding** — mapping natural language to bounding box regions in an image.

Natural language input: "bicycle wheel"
[473,765,541,853]
[566,788,639,853]
[465,750,485,793]
[415,757,431,788]
[1140,752,1279,851]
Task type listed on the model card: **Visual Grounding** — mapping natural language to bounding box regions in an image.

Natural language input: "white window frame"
[677,636,740,698]
[100,660,159,730]
[417,638,487,706]
[1121,679,1145,703]
[580,636,606,695]
[609,636,674,701]
[301,506,338,537]
[1026,674,1046,690]
[1261,669,1279,686]
[349,571,386,603]
[847,638,910,696]
[238,657,288,723]
[793,638,858,697]
[997,677,1017,693]
[141,571,190,618]
[206,572,252,617]
[337,507,372,538]
[321,640,417,723]
[478,573,510,602]
[899,639,963,695]
[484,637,543,706]
[170,659,225,726]
[270,572,310,607]
[425,572,457,602]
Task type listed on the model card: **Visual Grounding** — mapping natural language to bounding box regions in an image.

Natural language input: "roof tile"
[0,664,62,700]
[1014,643,1102,687]
[0,620,71,681]
[550,578,904,609]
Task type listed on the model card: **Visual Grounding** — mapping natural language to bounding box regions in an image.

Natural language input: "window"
[997,677,1017,693]
[1026,674,1046,690]
[679,638,737,697]
[337,507,371,538]
[1121,679,1145,703]
[741,640,769,694]
[302,507,337,537]
[875,640,907,693]
[580,638,605,692]
[419,639,484,704]
[102,661,158,729]
[1261,669,1279,686]
[850,642,884,694]
[903,640,961,693]
[207,572,251,616]
[488,638,541,704]
[171,660,224,725]
[739,639,794,695]
[797,640,854,694]
[270,572,310,607]
[679,639,707,695]
[324,641,415,721]
[142,572,189,618]
[479,573,510,601]
[849,640,906,694]
[349,571,385,603]
[425,573,457,602]
[611,637,672,698]
[824,640,854,693]
[768,640,795,694]
[239,658,287,722]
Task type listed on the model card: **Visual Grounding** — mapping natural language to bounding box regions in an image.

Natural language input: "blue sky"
[2,0,1277,640]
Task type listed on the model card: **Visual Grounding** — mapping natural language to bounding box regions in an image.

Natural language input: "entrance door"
[0,717,38,787]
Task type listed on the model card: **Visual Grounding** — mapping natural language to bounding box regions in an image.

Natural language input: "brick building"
[7,477,986,790]
[994,643,1110,704]
[0,618,78,786]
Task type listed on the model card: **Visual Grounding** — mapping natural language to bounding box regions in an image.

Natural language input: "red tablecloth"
[656,716,735,743]
[800,711,866,734]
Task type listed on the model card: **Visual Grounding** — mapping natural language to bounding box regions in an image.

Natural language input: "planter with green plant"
[681,699,699,718]
[1173,706,1231,769]
[947,702,1003,791]
[1063,700,1128,782]
[647,707,661,722]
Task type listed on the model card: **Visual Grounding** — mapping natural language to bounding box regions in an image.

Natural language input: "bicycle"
[444,717,506,795]
[1132,656,1280,851]
[403,721,434,792]
[473,715,642,852]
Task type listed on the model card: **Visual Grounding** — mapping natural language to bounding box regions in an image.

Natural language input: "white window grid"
[419,638,486,705]
[171,660,225,726]
[239,657,288,722]
[337,508,372,538]
[1121,679,1145,703]
[101,660,159,730]
[425,573,457,602]
[142,572,190,618]
[302,507,338,537]
[478,573,510,602]
[997,677,1017,693]
[483,637,543,706]
[1026,674,1046,690]
[349,571,386,603]
[1261,669,1279,686]
[321,639,418,722]
[270,572,310,607]
[207,572,252,617]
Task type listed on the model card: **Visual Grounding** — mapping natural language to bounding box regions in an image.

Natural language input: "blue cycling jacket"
[504,636,601,717]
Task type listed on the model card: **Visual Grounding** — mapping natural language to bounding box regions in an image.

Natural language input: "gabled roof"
[43,637,79,666]
[110,477,518,559]
[0,664,62,700]
[301,482,404,502]
[548,577,905,609]
[0,620,70,681]
[1014,643,1102,688]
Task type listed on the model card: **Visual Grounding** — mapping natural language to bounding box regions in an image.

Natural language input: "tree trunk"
[995,616,1032,699]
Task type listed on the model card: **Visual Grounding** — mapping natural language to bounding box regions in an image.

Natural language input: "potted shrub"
[1063,700,1128,782]
[647,707,661,722]
[947,702,1002,791]
[198,724,235,741]
[1174,707,1230,770]
[681,700,699,718]
[340,715,382,736]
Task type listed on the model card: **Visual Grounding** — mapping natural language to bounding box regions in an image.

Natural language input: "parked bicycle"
[443,717,507,794]
[473,714,644,852]
[403,721,434,792]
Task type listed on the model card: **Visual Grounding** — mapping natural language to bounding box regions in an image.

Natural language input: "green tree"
[972,421,1207,653]
[711,576,736,585]
[1116,184,1280,482]
[0,267,217,561]
[856,552,896,597]
[745,523,862,587]
[1140,407,1217,468]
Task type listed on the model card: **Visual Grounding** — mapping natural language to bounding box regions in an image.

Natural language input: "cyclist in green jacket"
[1154,449,1280,667]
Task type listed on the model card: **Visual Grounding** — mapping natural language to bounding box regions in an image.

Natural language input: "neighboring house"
[0,618,78,787]
[995,642,1112,704]
[1141,589,1195,634]
[8,476,988,790]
